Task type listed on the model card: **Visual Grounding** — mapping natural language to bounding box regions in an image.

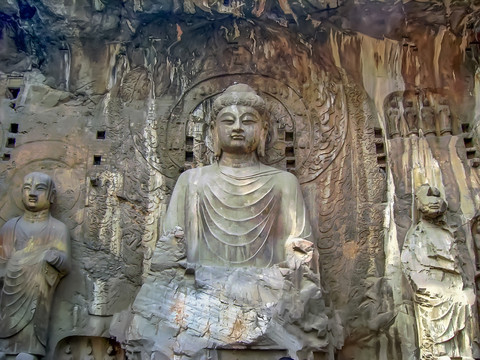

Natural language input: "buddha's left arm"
[283,174,319,270]
[285,173,313,241]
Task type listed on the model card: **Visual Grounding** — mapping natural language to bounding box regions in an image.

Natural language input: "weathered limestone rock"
[121,228,340,359]
[0,0,479,359]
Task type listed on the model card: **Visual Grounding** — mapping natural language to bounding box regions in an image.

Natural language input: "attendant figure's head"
[22,172,56,212]
[211,83,268,158]
[415,184,447,220]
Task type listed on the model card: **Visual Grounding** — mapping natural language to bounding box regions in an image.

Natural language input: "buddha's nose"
[232,118,243,131]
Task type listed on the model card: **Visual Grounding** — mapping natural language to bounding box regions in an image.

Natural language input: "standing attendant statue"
[401,184,477,360]
[0,172,70,360]
[163,83,315,268]
[386,98,402,139]
[438,96,453,136]
[403,95,419,137]
[421,98,436,137]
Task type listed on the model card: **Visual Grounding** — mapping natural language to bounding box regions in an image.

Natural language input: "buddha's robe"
[0,215,70,356]
[163,163,312,267]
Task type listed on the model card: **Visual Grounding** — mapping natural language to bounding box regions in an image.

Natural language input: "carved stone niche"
[54,336,124,360]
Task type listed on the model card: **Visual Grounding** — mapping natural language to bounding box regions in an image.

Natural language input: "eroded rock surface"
[0,0,479,359]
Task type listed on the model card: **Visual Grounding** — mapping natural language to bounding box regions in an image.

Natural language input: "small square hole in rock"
[285,146,295,157]
[375,143,385,154]
[7,87,20,99]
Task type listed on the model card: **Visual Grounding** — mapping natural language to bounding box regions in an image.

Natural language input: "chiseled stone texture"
[114,228,342,359]
[0,0,479,359]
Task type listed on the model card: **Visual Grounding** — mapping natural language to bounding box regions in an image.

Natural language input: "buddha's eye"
[241,115,257,124]
[23,185,31,191]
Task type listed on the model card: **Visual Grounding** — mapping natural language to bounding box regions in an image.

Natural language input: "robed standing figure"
[0,172,70,360]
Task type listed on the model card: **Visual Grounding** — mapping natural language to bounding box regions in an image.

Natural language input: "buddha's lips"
[231,135,245,140]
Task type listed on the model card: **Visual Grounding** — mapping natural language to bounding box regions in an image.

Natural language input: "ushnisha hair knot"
[212,84,267,121]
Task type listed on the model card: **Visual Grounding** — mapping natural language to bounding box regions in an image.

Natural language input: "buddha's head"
[415,184,447,220]
[22,172,56,212]
[211,84,268,158]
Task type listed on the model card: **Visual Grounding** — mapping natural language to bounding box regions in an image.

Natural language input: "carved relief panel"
[384,90,465,139]
[133,74,347,184]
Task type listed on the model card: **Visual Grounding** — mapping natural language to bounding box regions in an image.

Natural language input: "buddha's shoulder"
[177,165,217,181]
[49,216,69,233]
[0,217,21,232]
[260,165,299,183]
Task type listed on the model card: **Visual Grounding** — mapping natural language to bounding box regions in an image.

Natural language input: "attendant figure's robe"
[0,215,70,356]
[164,163,312,267]
[401,220,476,359]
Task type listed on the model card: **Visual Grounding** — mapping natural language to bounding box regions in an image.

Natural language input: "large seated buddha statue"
[120,84,339,360]
[163,83,314,269]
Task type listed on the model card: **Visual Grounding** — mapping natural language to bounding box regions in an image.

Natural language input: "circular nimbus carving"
[149,74,347,184]
[0,141,86,225]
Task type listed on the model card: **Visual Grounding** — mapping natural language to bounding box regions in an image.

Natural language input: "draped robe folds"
[401,221,476,358]
[163,163,312,267]
[0,215,70,356]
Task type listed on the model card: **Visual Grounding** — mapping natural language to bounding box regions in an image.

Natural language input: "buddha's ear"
[211,123,222,158]
[257,126,267,157]
[49,188,57,205]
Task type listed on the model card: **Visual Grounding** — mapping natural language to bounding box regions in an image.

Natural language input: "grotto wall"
[0,0,480,359]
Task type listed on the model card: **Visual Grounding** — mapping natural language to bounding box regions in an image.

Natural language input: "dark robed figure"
[163,83,314,268]
[0,172,70,360]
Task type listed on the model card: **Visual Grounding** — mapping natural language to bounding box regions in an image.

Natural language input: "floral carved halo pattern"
[135,74,348,184]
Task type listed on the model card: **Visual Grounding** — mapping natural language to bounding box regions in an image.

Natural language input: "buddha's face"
[22,173,53,212]
[417,186,447,219]
[214,105,265,155]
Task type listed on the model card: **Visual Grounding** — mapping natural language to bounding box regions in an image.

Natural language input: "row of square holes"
[2,123,19,161]
[2,125,107,164]
[3,87,20,161]
[93,131,106,165]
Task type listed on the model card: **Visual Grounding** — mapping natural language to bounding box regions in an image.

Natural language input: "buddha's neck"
[23,209,50,223]
[219,152,259,168]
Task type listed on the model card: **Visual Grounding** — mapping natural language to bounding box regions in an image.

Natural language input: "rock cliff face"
[1,0,480,359]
